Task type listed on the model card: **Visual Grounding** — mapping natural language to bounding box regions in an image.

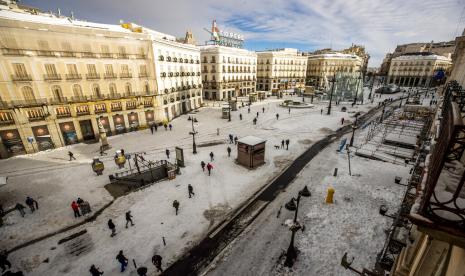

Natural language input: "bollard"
[326,187,335,204]
[333,168,338,176]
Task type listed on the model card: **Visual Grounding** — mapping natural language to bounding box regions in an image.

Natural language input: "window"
[44,64,58,76]
[87,64,97,75]
[22,86,35,101]
[120,64,130,76]
[109,83,117,96]
[72,84,83,98]
[51,85,64,102]
[101,45,111,57]
[118,46,127,57]
[12,63,28,77]
[67,64,78,75]
[139,65,147,76]
[125,83,132,93]
[92,84,101,98]
[105,64,114,75]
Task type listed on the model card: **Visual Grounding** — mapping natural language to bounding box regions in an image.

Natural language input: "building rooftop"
[238,136,266,146]
[307,52,362,60]
[393,53,452,62]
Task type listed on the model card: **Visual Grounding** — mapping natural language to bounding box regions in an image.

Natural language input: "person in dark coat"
[285,139,290,150]
[234,136,238,145]
[15,203,25,217]
[262,107,265,113]
[200,161,206,171]
[239,114,242,120]
[165,149,170,159]
[25,196,38,213]
[256,112,259,117]
[0,251,11,272]
[125,211,134,228]
[281,140,285,149]
[207,163,213,176]
[108,219,116,237]
[68,151,76,161]
[71,201,81,218]
[209,152,214,161]
[321,109,323,115]
[150,125,154,134]
[253,118,257,125]
[229,134,233,144]
[154,124,158,131]
[169,124,172,131]
[152,254,163,272]
[89,264,103,276]
[115,250,128,272]
[172,200,180,215]
[163,123,168,131]
[227,146,231,157]
[248,107,250,113]
[188,184,195,198]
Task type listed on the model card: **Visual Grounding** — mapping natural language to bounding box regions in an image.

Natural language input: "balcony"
[408,82,465,240]
[126,101,137,110]
[44,74,62,81]
[37,50,55,57]
[111,102,123,112]
[2,48,26,56]
[117,53,129,59]
[11,98,48,107]
[123,92,138,97]
[120,73,132,79]
[11,74,32,82]
[55,106,72,118]
[100,53,113,58]
[0,111,14,125]
[76,105,90,116]
[81,52,96,58]
[70,96,89,103]
[104,73,117,79]
[94,103,107,114]
[86,73,101,80]
[66,74,82,80]
[49,97,69,105]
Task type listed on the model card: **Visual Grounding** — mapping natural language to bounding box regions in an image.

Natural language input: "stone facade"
[256,48,307,94]
[387,53,452,87]
[449,29,465,87]
[200,45,257,101]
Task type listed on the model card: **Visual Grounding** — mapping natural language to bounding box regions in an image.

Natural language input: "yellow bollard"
[326,187,335,204]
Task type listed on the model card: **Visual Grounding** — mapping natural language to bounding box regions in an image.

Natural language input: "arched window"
[72,84,83,98]
[51,85,64,102]
[125,82,132,94]
[22,86,35,101]
[92,84,101,98]
[109,83,117,97]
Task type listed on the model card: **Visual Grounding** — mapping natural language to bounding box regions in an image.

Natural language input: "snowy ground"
[205,125,411,276]
[0,89,408,275]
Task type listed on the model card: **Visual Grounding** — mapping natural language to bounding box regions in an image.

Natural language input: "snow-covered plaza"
[0,91,423,275]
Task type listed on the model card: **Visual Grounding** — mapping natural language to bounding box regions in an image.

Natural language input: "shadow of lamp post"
[283,185,311,267]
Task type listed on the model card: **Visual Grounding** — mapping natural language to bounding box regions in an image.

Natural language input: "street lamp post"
[327,73,336,115]
[399,90,405,108]
[189,117,198,154]
[349,113,359,147]
[228,96,231,122]
[284,186,311,267]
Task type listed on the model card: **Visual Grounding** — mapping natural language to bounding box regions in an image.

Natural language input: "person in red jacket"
[206,163,213,176]
[71,201,81,218]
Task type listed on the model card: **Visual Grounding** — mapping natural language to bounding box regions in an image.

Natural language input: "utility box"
[237,136,266,169]
[222,104,230,119]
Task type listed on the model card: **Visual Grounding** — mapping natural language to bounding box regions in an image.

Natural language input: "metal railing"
[65,74,82,80]
[44,74,62,81]
[11,74,32,82]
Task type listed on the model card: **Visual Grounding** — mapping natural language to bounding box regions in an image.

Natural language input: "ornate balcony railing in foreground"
[409,81,465,239]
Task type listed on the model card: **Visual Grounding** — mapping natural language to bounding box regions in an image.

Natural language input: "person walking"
[163,123,168,131]
[209,151,214,161]
[253,118,257,125]
[234,136,238,145]
[229,134,233,144]
[169,124,173,131]
[281,140,285,149]
[165,149,170,159]
[0,251,11,272]
[68,151,76,161]
[262,107,265,113]
[154,124,158,132]
[227,146,231,157]
[341,117,345,125]
[285,139,290,150]
[15,203,25,217]
[108,219,116,237]
[89,265,103,276]
[207,163,213,176]
[136,266,148,276]
[125,211,134,228]
[239,113,242,120]
[288,107,291,114]
[25,196,38,213]
[256,112,259,117]
[172,200,180,215]
[115,250,128,272]
[152,254,163,273]
[200,161,206,171]
[248,107,250,113]
[188,184,195,198]
[276,113,279,120]
[71,201,81,218]
[321,109,323,115]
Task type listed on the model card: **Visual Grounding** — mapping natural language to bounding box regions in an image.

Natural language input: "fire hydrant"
[326,187,335,204]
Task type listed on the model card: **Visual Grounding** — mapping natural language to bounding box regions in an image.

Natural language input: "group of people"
[149,123,173,134]
[15,196,38,217]
[228,134,239,145]
[71,197,91,218]
[200,154,214,176]
[89,250,163,275]
[107,210,134,237]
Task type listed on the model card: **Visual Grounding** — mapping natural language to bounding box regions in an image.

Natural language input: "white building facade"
[256,48,307,94]
[200,45,257,101]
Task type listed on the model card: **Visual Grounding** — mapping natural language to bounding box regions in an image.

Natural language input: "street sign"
[175,147,184,167]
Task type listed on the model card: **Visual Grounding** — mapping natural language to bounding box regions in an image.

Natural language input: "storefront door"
[79,120,95,141]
